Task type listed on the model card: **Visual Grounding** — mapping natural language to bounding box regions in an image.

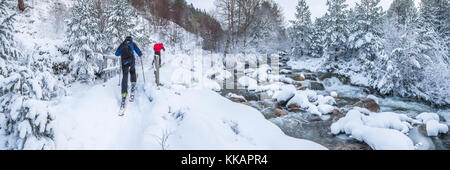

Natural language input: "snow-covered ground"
[50,54,326,150]
[2,0,448,151]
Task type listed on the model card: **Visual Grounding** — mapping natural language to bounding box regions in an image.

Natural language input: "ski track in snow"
[51,56,164,150]
[52,77,148,149]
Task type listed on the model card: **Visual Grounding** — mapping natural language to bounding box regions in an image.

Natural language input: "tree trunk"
[18,0,25,11]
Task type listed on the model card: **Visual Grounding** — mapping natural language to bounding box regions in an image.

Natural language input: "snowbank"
[160,90,327,150]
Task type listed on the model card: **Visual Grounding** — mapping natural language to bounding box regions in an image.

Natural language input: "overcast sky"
[185,0,420,24]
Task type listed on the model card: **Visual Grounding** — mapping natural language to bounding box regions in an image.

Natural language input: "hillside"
[129,0,223,51]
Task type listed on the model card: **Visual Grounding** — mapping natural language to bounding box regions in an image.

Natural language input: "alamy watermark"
[167,46,282,99]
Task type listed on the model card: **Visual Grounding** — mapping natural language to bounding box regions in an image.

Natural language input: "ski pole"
[119,59,122,87]
[140,56,146,84]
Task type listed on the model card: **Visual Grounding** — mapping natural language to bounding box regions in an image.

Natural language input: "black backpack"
[121,42,134,59]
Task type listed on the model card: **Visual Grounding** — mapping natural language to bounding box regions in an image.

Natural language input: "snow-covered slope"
[51,54,326,150]
[1,0,325,150]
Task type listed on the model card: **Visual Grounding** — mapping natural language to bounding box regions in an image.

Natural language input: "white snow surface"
[50,54,326,150]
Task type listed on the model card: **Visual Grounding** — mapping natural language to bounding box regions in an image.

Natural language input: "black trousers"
[122,58,136,97]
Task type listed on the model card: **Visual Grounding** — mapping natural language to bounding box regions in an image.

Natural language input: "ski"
[119,101,126,117]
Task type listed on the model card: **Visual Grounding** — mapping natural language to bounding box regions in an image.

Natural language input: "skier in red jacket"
[153,43,165,67]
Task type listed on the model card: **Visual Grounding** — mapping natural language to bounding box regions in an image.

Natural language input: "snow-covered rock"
[251,64,271,82]
[362,112,413,133]
[331,110,415,150]
[318,104,335,115]
[416,113,448,136]
[425,120,449,137]
[416,112,440,123]
[226,93,247,103]
[304,90,318,103]
[238,76,258,91]
[318,95,336,106]
[366,95,379,104]
[330,91,338,98]
[286,92,310,109]
[275,85,296,105]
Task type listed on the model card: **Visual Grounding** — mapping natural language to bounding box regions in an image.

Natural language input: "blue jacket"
[115,41,143,58]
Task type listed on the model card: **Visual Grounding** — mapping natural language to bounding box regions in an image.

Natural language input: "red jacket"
[154,43,166,52]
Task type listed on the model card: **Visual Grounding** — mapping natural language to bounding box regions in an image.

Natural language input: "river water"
[219,56,449,150]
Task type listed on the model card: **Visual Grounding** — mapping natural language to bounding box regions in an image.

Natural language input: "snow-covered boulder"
[362,112,413,133]
[306,103,322,116]
[354,98,380,112]
[304,90,318,103]
[280,69,292,74]
[318,95,336,106]
[309,82,325,90]
[238,76,258,91]
[205,68,232,81]
[366,95,379,104]
[285,91,322,116]
[251,64,271,82]
[416,113,448,136]
[275,85,296,105]
[318,104,335,115]
[416,112,440,123]
[226,93,247,103]
[286,92,309,110]
[425,120,449,137]
[331,110,415,150]
[330,91,338,98]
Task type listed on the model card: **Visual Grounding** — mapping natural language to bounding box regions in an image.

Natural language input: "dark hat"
[125,36,133,41]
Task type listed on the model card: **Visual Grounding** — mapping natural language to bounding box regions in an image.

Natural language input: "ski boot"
[129,83,136,102]
[119,97,126,117]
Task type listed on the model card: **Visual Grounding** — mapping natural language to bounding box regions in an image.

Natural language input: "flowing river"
[219,55,449,150]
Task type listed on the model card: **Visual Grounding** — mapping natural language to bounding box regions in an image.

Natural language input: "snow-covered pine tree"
[387,0,418,26]
[310,17,326,58]
[65,0,103,83]
[247,1,286,53]
[371,0,450,105]
[0,1,19,64]
[105,0,138,52]
[290,0,313,58]
[322,0,349,69]
[420,0,449,37]
[347,0,385,74]
[1,0,66,149]
[419,0,450,62]
[415,17,450,105]
[444,0,450,57]
[1,0,21,147]
[418,0,449,64]
[372,13,424,98]
[446,0,450,55]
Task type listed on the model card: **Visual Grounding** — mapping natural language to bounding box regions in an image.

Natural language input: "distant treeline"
[130,0,223,51]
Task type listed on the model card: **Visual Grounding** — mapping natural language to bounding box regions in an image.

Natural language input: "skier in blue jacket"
[115,36,143,108]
